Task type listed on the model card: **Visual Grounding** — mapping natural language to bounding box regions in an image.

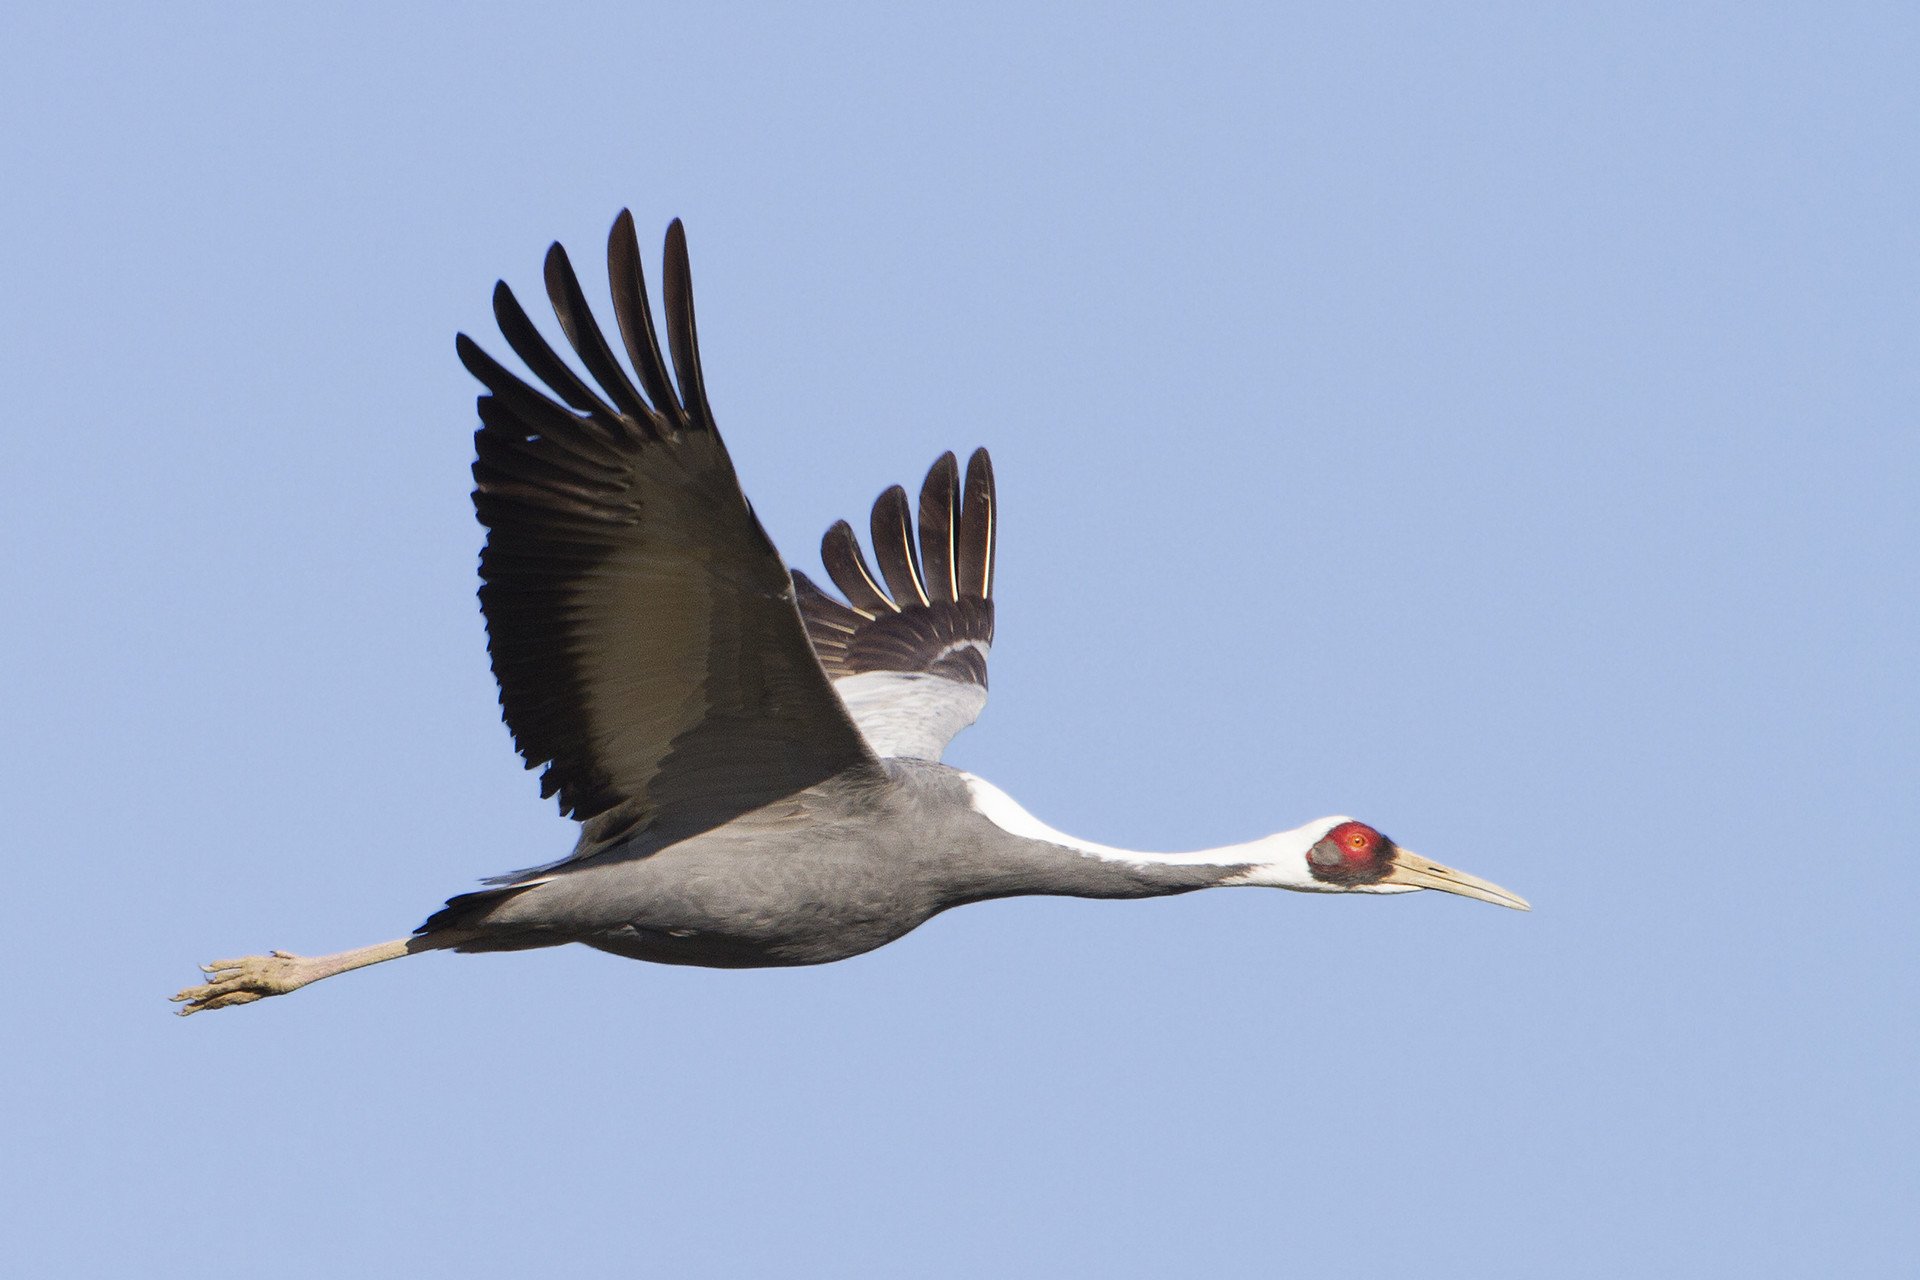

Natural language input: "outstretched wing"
[793,450,996,760]
[457,210,880,850]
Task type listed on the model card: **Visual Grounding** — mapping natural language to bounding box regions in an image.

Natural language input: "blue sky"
[3,3,1914,1276]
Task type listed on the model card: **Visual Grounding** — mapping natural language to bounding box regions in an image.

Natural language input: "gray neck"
[937,816,1252,906]
[871,761,1326,909]
[894,767,1268,907]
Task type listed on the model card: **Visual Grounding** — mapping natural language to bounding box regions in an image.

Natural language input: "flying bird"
[174,212,1527,1015]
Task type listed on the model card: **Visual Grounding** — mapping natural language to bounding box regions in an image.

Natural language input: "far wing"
[792,450,996,760]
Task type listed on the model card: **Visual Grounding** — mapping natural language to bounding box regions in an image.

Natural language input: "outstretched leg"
[171,934,456,1015]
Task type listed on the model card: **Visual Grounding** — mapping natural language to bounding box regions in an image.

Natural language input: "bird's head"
[1241,817,1530,910]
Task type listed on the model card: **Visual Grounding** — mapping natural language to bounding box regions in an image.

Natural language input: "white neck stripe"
[961,774,1339,889]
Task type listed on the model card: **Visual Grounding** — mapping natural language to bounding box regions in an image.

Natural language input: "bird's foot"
[171,950,316,1015]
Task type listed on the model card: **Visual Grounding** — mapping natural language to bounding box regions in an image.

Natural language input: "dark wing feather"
[820,520,895,617]
[461,212,878,848]
[661,221,714,424]
[916,451,960,602]
[794,450,997,759]
[606,210,682,423]
[870,485,931,607]
[543,243,654,425]
[490,279,622,427]
[955,449,995,599]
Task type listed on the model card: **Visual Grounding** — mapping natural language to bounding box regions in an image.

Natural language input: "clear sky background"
[2,3,1914,1276]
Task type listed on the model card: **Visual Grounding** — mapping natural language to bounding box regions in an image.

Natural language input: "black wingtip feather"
[454,331,488,378]
[490,278,622,428]
[661,220,712,429]
[821,520,894,616]
[870,485,930,607]
[916,452,961,603]
[956,448,995,599]
[605,212,682,428]
[543,241,656,430]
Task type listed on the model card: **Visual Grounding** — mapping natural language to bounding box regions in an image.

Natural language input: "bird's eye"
[1346,831,1369,850]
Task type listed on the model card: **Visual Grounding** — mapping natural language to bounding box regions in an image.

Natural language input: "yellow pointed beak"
[1381,849,1531,911]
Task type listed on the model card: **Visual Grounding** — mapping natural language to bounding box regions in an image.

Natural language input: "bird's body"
[174,211,1526,1016]
[430,761,1325,970]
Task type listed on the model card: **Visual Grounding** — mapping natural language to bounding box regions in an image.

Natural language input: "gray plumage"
[445,762,1237,971]
[171,211,1526,1017]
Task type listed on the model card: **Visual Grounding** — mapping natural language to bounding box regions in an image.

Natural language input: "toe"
[203,990,263,1012]
[172,949,320,1014]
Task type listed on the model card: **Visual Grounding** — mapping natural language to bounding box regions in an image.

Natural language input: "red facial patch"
[1325,820,1381,865]
[1306,820,1394,885]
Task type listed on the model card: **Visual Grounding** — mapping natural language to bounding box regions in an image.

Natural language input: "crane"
[173,212,1526,1015]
